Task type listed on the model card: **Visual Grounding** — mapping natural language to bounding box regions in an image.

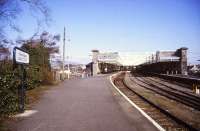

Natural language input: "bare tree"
[0,0,51,45]
[40,31,60,47]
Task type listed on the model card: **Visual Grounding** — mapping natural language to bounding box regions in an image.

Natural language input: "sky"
[9,0,200,64]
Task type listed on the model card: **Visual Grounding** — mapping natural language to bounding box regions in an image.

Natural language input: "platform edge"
[109,73,165,131]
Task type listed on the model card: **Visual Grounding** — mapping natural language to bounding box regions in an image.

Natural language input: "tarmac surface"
[11,75,158,131]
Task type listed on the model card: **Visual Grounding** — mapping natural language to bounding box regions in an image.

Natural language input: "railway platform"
[10,75,159,131]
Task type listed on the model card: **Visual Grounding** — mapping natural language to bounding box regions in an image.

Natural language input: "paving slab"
[10,75,158,131]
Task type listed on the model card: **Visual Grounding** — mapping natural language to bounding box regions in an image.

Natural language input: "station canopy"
[118,52,154,66]
[97,52,154,66]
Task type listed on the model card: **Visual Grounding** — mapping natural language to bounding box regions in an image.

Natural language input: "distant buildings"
[0,47,10,61]
[49,53,62,70]
[188,65,200,74]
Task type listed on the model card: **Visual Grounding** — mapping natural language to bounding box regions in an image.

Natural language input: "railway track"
[145,76,200,100]
[113,72,198,131]
[130,74,200,111]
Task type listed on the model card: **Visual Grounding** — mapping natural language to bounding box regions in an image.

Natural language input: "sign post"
[13,47,29,113]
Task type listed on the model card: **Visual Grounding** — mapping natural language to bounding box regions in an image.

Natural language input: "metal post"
[19,65,26,113]
[63,27,66,80]
[67,34,70,79]
[67,55,70,79]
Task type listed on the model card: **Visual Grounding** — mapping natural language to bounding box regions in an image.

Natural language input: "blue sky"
[10,0,200,64]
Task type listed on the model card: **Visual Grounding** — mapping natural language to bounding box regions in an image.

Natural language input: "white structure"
[91,50,154,75]
[92,50,100,75]
[118,52,153,66]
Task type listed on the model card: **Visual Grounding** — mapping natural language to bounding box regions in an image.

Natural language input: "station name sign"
[14,47,29,64]
[98,52,119,61]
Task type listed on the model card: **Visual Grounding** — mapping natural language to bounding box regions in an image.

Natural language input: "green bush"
[0,61,20,116]
[26,65,42,90]
[41,68,54,85]
[0,73,19,116]
[0,42,56,116]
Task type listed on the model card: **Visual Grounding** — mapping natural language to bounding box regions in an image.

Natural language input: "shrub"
[0,73,20,116]
[42,68,54,85]
[0,41,56,116]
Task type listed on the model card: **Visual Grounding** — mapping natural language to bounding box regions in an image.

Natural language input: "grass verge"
[25,85,54,109]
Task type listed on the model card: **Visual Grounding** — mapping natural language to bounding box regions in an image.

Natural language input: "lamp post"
[67,39,70,79]
[63,26,71,79]
[62,27,66,80]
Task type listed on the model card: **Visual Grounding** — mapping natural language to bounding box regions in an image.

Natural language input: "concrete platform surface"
[11,75,158,131]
